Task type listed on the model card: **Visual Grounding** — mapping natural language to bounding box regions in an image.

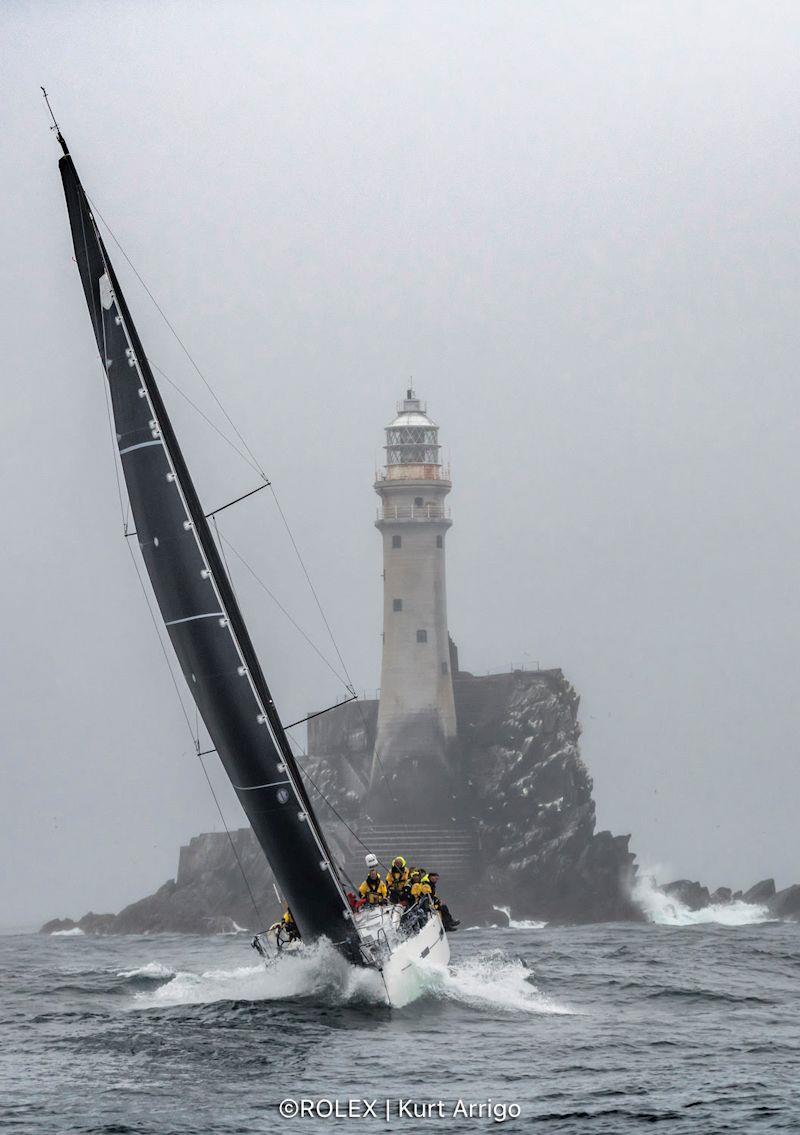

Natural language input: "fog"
[2,1,799,927]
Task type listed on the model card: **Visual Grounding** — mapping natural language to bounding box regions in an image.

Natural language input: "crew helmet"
[392,856,406,869]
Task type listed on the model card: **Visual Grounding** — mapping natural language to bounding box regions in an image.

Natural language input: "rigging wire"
[149,359,264,479]
[88,186,399,810]
[268,485,400,808]
[93,328,266,928]
[87,196,269,482]
[98,321,129,530]
[67,153,401,955]
[219,521,397,814]
[195,747,267,930]
[268,486,356,696]
[123,541,198,746]
[125,537,266,929]
[286,731,376,886]
[219,535,349,688]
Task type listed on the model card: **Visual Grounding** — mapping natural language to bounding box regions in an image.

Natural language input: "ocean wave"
[116,962,175,981]
[50,927,85,937]
[634,875,771,927]
[493,905,548,930]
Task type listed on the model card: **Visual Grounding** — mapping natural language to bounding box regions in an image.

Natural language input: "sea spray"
[123,941,570,1015]
[129,939,386,1010]
[633,875,770,926]
[410,949,573,1015]
[493,905,548,930]
[116,962,175,981]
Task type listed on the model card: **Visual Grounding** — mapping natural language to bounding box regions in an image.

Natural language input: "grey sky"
[2,1,799,927]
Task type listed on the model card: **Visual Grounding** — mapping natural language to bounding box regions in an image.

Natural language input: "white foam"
[217,921,248,936]
[634,875,771,926]
[117,962,175,980]
[51,927,84,937]
[130,940,386,1010]
[419,949,572,1015]
[125,938,569,1016]
[493,905,548,930]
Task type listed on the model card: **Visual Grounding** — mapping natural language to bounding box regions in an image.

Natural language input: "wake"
[121,942,570,1016]
[634,875,771,926]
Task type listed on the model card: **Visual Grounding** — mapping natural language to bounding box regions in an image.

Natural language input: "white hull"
[380,910,449,1007]
[352,905,450,1007]
[253,906,450,1007]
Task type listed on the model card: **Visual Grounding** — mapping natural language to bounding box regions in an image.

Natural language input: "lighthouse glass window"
[417,629,428,643]
[393,598,403,612]
[385,426,439,465]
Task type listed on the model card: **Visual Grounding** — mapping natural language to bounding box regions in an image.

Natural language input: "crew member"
[358,853,388,906]
[425,870,460,931]
[281,908,301,941]
[385,856,410,903]
[410,872,432,902]
[267,905,301,947]
[403,867,423,902]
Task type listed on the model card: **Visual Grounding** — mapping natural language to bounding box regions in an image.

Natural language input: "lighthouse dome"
[388,388,437,429]
[388,409,436,429]
[384,389,441,471]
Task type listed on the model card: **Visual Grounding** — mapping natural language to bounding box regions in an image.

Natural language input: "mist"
[2,1,799,927]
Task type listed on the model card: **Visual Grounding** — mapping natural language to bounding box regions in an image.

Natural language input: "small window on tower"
[436,535,443,548]
[393,598,403,612]
[414,496,424,507]
[392,534,402,548]
[441,661,449,674]
[417,629,428,643]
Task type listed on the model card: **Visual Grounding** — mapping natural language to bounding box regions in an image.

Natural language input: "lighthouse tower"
[371,390,457,808]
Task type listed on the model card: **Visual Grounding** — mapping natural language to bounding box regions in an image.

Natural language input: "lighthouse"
[370,390,457,811]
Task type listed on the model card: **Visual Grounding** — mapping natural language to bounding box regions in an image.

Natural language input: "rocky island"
[40,393,800,935]
[42,664,800,935]
[44,667,642,933]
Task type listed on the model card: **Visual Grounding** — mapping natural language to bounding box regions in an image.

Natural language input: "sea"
[2,879,798,1134]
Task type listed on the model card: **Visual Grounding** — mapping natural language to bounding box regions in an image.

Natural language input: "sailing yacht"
[52,118,449,1007]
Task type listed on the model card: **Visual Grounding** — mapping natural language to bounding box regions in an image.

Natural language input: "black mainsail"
[56,132,361,961]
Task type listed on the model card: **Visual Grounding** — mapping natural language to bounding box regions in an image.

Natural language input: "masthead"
[41,87,69,157]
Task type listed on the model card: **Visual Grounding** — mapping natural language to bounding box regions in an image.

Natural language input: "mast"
[55,129,362,960]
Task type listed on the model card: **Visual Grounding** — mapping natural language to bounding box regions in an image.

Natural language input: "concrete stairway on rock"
[342,824,478,889]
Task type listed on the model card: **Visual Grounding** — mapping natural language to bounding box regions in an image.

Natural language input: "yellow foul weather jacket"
[386,867,410,899]
[358,875,388,905]
[410,875,432,901]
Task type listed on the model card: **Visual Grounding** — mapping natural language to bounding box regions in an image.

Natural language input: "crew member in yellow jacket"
[385,856,410,903]
[410,872,432,901]
[358,853,388,906]
[267,906,301,945]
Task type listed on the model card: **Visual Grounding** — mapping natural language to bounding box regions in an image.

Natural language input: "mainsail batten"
[58,149,361,959]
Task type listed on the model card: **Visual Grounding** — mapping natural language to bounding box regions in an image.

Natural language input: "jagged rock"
[40,918,77,934]
[43,669,643,933]
[41,832,284,936]
[78,912,116,935]
[710,887,732,905]
[461,671,639,923]
[662,880,710,911]
[743,879,776,904]
[769,885,800,920]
